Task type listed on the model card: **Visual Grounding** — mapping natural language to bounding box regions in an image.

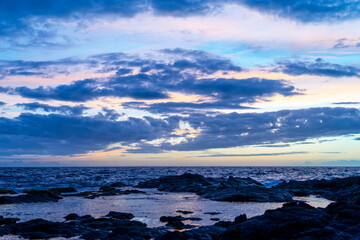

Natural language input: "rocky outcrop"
[137,173,292,202]
[274,176,360,202]
[0,190,62,205]
[0,211,164,240]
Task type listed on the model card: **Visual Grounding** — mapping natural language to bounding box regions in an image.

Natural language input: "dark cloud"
[2,49,297,110]
[123,101,254,114]
[0,113,178,156]
[239,0,360,23]
[16,102,88,115]
[1,0,359,46]
[129,107,360,152]
[0,101,5,106]
[274,58,360,78]
[2,107,360,156]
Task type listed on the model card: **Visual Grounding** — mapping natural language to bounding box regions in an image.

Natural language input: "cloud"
[333,102,360,105]
[197,151,308,157]
[2,106,360,156]
[333,38,360,49]
[16,102,89,115]
[0,101,5,106]
[2,49,298,110]
[0,112,179,156]
[130,107,360,152]
[1,0,360,46]
[239,0,360,23]
[274,58,360,78]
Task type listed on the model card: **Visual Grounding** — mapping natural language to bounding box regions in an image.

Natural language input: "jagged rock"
[0,191,62,205]
[105,211,134,220]
[137,173,292,202]
[176,210,193,215]
[0,189,17,195]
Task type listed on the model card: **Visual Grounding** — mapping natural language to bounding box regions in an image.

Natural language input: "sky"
[1,0,360,166]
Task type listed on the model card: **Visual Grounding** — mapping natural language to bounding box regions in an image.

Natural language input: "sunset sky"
[1,0,360,166]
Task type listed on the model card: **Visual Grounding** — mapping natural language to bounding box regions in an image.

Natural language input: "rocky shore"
[0,173,360,239]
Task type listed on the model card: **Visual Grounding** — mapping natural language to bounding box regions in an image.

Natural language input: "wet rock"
[176,210,193,215]
[216,201,360,240]
[105,211,134,220]
[137,173,292,202]
[275,176,360,202]
[0,191,62,205]
[49,187,77,194]
[0,216,20,225]
[0,189,17,195]
[109,181,127,188]
[204,212,221,215]
[234,214,247,224]
[66,188,145,199]
[10,218,77,239]
[160,216,185,222]
[160,215,200,230]
[210,218,220,221]
[64,213,80,221]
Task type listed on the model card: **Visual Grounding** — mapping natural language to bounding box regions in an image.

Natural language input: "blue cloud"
[1,0,359,46]
[0,112,178,156]
[2,50,297,109]
[274,58,360,77]
[16,102,88,115]
[129,107,360,152]
[333,102,360,105]
[0,101,5,106]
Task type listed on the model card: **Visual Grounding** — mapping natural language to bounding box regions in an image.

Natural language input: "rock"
[0,189,17,195]
[160,216,185,222]
[49,187,77,194]
[64,213,80,221]
[109,182,127,188]
[0,191,62,205]
[105,211,134,220]
[210,218,220,221]
[66,188,145,199]
[216,201,360,240]
[274,176,360,202]
[204,212,221,215]
[176,210,193,215]
[137,173,292,202]
[234,214,247,224]
[0,216,20,225]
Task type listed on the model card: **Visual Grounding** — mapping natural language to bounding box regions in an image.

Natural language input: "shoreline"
[1,173,360,239]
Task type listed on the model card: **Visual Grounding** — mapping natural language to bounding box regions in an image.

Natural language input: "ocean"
[0,166,357,228]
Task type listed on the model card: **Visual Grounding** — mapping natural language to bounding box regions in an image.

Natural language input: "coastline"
[1,172,360,239]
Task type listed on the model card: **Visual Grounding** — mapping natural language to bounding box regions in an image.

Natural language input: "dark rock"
[0,191,61,205]
[234,214,247,224]
[49,187,77,194]
[0,216,20,225]
[176,210,193,215]
[160,216,185,222]
[137,173,292,202]
[64,213,80,221]
[210,218,220,221]
[0,189,17,194]
[105,211,134,220]
[109,182,127,188]
[275,176,360,202]
[204,212,221,215]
